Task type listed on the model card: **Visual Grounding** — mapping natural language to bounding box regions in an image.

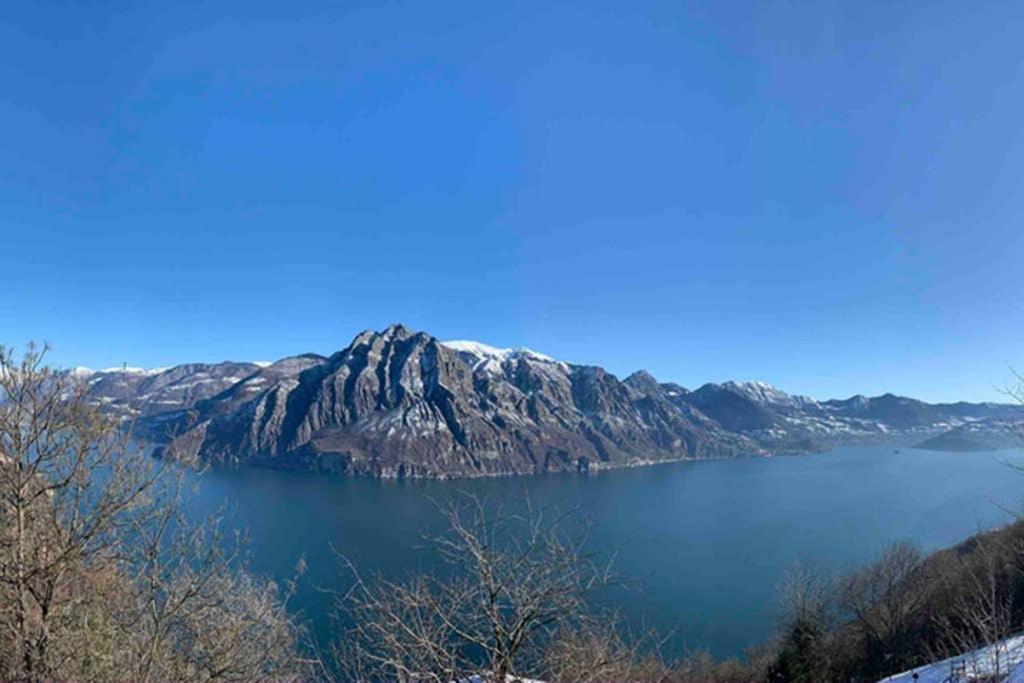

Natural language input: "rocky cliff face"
[142,325,760,477]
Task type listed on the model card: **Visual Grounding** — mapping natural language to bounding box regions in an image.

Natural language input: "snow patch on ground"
[879,634,1024,682]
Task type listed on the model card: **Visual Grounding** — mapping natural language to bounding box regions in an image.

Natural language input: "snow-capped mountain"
[70,362,265,416]
[720,380,820,411]
[71,365,167,377]
[64,323,1024,478]
[138,325,759,477]
[914,418,1022,452]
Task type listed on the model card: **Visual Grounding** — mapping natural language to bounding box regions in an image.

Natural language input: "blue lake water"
[183,445,1024,660]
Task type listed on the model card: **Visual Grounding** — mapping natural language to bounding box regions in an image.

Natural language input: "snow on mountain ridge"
[721,380,820,410]
[441,340,562,374]
[98,366,167,375]
[442,340,554,361]
[68,366,167,377]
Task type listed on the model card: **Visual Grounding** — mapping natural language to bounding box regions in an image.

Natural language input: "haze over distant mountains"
[69,324,1024,478]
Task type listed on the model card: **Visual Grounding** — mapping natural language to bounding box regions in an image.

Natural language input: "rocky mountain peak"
[624,370,663,396]
[348,323,417,349]
[720,380,820,411]
[381,322,414,339]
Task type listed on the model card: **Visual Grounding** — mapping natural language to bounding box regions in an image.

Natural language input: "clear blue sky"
[1,1,1022,402]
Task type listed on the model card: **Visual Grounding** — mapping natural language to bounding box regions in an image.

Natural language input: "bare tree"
[778,561,833,631]
[541,616,676,683]
[768,561,836,683]
[334,493,615,682]
[930,531,1019,680]
[838,541,931,674]
[0,342,309,681]
[1002,368,1024,409]
[0,342,164,679]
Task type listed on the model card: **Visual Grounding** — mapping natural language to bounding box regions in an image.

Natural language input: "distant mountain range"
[68,324,1024,478]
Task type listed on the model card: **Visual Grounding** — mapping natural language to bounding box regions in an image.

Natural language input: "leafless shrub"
[929,531,1020,679]
[333,493,616,682]
[542,616,677,683]
[837,541,931,672]
[0,342,309,681]
[766,561,837,682]
[778,561,833,632]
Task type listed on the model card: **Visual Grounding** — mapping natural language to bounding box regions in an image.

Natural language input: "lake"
[183,445,1024,660]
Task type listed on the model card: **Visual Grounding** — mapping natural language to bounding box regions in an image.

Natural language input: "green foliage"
[769,619,831,683]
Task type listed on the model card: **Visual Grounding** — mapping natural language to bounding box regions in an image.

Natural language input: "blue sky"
[1,1,1022,402]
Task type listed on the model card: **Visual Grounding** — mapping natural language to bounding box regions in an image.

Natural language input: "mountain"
[677,381,1024,453]
[823,393,939,428]
[916,419,1022,452]
[67,323,1024,478]
[678,381,824,452]
[72,362,265,417]
[684,383,783,433]
[720,380,820,411]
[138,324,760,477]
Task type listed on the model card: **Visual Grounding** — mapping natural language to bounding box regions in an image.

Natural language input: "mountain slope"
[75,362,264,416]
[915,419,1022,451]
[676,381,1024,452]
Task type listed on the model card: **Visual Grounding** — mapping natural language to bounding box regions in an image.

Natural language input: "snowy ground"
[879,634,1024,682]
